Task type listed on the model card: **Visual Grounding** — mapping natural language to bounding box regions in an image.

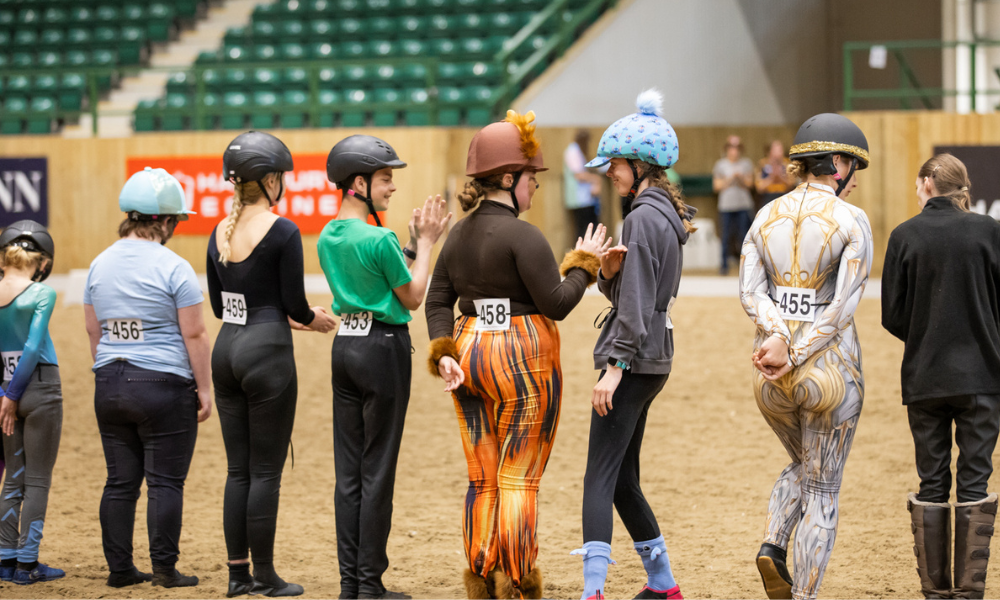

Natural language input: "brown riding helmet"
[466,110,548,177]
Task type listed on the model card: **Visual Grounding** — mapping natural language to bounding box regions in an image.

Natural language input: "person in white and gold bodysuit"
[739,114,874,600]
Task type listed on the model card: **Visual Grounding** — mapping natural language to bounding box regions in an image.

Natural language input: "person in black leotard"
[207,131,337,598]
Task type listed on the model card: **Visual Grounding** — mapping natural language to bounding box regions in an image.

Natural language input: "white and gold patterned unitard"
[739,181,873,600]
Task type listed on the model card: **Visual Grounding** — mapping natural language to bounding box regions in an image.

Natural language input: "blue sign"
[0,158,48,227]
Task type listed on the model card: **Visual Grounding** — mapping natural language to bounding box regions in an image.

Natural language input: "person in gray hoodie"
[572,90,696,600]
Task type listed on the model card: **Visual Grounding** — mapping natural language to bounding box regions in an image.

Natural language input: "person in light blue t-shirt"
[83,168,212,590]
[0,220,64,586]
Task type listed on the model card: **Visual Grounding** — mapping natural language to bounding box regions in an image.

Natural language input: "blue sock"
[634,535,676,592]
[572,541,613,599]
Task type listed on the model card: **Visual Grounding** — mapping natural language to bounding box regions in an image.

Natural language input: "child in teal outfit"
[0,220,64,586]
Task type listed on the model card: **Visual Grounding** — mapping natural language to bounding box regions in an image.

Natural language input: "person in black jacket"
[882,153,1000,599]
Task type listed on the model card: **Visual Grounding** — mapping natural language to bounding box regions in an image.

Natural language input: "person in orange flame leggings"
[425,109,608,599]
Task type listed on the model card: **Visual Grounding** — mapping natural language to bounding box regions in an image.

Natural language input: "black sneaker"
[756,543,793,599]
[107,567,153,588]
[228,578,258,597]
[152,568,199,588]
[251,580,305,597]
[358,591,412,599]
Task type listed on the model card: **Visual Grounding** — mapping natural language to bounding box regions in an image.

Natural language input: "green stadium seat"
[167,71,191,93]
[120,27,146,64]
[27,97,54,134]
[40,29,64,47]
[201,68,221,90]
[222,92,248,129]
[19,8,41,25]
[333,0,363,16]
[429,39,458,57]
[92,49,116,67]
[196,50,220,64]
[280,43,307,61]
[460,38,488,57]
[458,13,487,33]
[280,20,304,38]
[372,88,400,127]
[58,73,85,111]
[489,12,520,34]
[2,96,27,135]
[222,68,248,91]
[11,53,34,68]
[253,68,280,90]
[38,51,61,68]
[455,0,482,11]
[280,90,308,128]
[0,31,9,47]
[340,42,367,59]
[224,26,247,45]
[466,85,495,125]
[427,15,458,37]
[398,63,428,86]
[68,7,93,24]
[342,65,370,86]
[399,39,427,57]
[369,41,399,58]
[366,17,396,37]
[252,20,276,40]
[95,5,119,23]
[309,0,333,13]
[394,0,422,13]
[251,91,278,129]
[403,87,430,126]
[13,30,38,48]
[42,7,68,26]
[122,4,144,21]
[309,19,334,39]
[67,28,92,46]
[148,3,175,20]
[437,86,463,126]
[94,26,116,44]
[484,0,514,10]
[311,42,337,60]
[338,18,362,39]
[225,45,248,61]
[318,89,342,127]
[134,99,158,132]
[34,74,58,95]
[284,67,309,91]
[0,10,13,26]
[175,0,199,19]
[341,88,368,127]
[146,3,174,41]
[162,93,189,131]
[7,76,30,95]
[425,0,457,13]
[318,67,339,87]
[197,92,221,129]
[373,64,398,86]
[253,44,277,61]
[398,16,426,36]
[364,0,392,11]
[66,50,88,66]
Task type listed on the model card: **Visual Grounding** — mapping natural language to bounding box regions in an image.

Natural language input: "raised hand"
[575,223,608,256]
[600,244,627,279]
[413,195,453,246]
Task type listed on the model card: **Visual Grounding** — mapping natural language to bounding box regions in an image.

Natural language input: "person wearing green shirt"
[318,135,451,600]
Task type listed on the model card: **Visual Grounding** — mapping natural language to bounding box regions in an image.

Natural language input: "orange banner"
[126,155,371,235]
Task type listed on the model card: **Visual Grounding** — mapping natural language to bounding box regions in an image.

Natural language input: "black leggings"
[331,321,411,597]
[582,370,669,544]
[213,321,297,569]
[908,394,1000,503]
[95,362,198,572]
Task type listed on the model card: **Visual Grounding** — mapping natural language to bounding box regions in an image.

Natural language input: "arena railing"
[0,0,620,135]
[843,39,1000,111]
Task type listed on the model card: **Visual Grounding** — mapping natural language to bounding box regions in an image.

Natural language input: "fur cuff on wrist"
[428,336,460,377]
[560,249,601,286]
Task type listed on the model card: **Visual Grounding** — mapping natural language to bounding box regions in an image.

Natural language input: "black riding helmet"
[326,135,407,227]
[223,131,294,206]
[0,219,55,282]
[789,113,869,196]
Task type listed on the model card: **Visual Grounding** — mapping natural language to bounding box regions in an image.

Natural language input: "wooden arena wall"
[2,114,980,275]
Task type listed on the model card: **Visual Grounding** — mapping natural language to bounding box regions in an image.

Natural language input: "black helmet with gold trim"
[789,113,868,195]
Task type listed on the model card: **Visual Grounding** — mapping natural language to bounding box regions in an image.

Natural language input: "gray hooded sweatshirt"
[594,186,694,374]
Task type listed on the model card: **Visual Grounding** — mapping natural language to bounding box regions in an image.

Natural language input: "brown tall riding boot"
[908,493,953,598]
[953,493,998,599]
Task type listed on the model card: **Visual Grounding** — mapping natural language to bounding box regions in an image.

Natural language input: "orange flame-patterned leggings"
[451,314,562,588]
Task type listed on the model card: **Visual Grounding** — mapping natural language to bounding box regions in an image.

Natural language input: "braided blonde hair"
[217,176,270,265]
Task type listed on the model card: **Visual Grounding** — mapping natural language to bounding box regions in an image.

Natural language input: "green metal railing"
[843,39,1000,111]
[0,0,618,135]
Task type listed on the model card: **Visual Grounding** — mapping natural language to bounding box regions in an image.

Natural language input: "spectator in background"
[564,130,604,245]
[713,135,755,275]
[755,140,795,208]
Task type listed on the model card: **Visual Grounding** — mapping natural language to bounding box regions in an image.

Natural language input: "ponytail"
[918,153,972,212]
[644,164,697,234]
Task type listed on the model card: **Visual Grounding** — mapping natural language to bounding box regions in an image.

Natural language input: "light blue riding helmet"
[119,167,195,219]
[585,89,678,169]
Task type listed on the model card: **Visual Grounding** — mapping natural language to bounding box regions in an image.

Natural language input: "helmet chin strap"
[621,160,646,218]
[834,157,857,196]
[348,174,383,227]
[500,171,524,217]
[257,175,284,209]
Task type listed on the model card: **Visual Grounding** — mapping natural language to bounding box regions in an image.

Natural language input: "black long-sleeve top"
[425,200,591,340]
[206,217,315,325]
[881,196,1000,403]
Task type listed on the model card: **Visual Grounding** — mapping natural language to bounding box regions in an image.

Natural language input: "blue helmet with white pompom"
[585,89,678,169]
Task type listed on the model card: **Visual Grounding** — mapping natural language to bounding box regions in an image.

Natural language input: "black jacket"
[881,196,1000,403]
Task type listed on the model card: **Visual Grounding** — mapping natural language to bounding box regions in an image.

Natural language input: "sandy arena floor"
[0,293,994,599]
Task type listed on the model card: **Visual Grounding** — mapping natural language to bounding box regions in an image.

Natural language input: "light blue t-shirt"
[84,239,204,378]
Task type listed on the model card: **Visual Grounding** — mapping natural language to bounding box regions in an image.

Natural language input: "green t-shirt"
[317,218,413,325]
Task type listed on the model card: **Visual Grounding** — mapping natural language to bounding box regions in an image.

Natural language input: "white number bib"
[474,298,511,331]
[222,292,248,325]
[107,319,144,343]
[339,311,373,336]
[1,351,22,381]
[775,286,816,322]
